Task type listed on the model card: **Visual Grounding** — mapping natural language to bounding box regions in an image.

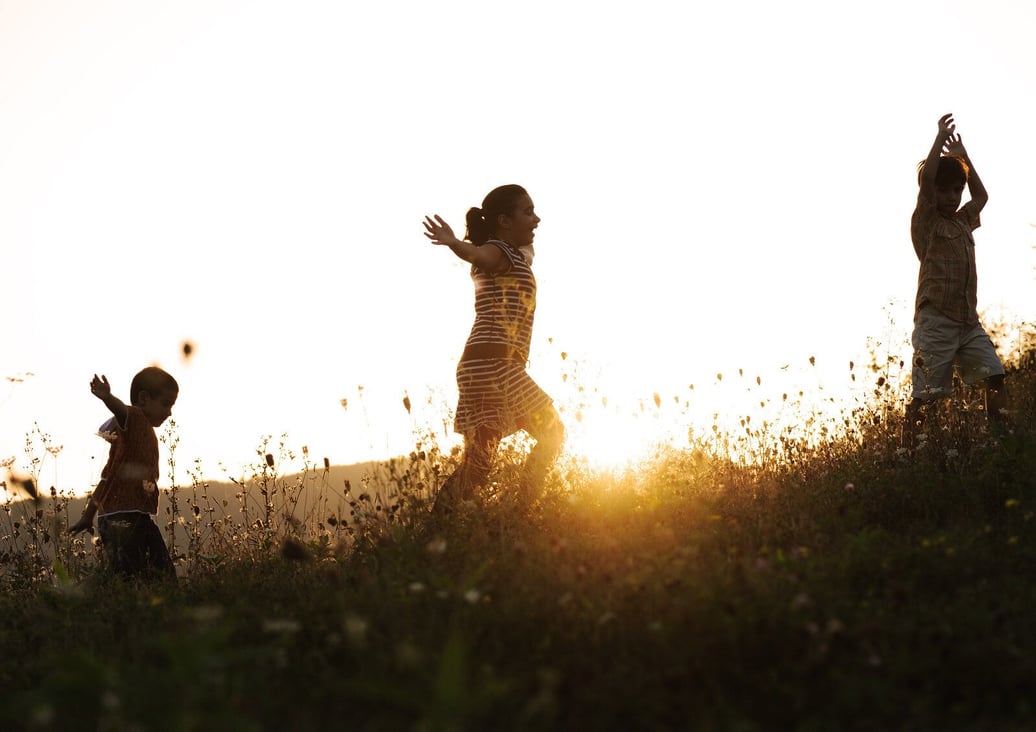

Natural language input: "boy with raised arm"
[69,367,178,579]
[902,113,1006,450]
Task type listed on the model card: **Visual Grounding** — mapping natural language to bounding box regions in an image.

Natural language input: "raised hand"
[90,374,111,400]
[937,112,956,143]
[423,215,461,247]
[944,132,968,159]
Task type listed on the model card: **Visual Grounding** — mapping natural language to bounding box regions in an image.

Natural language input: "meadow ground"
[2,346,1036,731]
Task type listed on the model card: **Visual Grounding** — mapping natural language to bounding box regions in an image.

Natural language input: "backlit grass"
[1,333,1035,730]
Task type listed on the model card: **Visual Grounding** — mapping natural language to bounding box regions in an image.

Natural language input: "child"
[902,113,1006,450]
[68,367,178,579]
[423,185,564,516]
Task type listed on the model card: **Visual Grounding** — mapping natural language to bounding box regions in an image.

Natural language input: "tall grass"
[1,333,1035,730]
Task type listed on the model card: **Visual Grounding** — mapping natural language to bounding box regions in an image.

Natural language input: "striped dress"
[454,240,553,436]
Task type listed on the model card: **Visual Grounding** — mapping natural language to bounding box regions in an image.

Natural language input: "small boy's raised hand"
[937,112,956,141]
[90,374,111,400]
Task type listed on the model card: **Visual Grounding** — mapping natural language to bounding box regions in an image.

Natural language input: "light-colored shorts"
[910,307,1004,400]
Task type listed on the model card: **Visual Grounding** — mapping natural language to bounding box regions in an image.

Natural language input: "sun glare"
[561,407,679,474]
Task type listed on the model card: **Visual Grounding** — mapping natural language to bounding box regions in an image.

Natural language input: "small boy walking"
[69,367,178,579]
[903,113,1006,449]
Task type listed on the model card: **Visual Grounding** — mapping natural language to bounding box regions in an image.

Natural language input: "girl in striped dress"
[423,184,564,515]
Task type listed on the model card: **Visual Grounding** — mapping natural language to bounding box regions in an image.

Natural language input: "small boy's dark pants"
[98,512,175,579]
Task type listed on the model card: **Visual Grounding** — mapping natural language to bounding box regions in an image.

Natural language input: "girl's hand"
[90,374,111,400]
[937,113,956,142]
[423,215,461,247]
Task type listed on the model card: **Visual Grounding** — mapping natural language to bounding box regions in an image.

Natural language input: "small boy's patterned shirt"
[93,405,160,515]
[911,193,981,324]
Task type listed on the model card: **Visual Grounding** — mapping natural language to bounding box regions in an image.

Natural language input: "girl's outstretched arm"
[423,215,505,273]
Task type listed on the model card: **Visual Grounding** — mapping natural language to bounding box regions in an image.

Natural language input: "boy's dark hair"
[464,184,529,245]
[130,367,178,405]
[917,155,969,188]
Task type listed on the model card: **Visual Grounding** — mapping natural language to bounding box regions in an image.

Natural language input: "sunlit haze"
[2,0,1035,492]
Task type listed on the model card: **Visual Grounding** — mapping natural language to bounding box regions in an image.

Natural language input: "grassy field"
[2,346,1035,731]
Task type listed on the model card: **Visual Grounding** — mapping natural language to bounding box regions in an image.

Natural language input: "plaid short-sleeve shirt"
[911,194,981,324]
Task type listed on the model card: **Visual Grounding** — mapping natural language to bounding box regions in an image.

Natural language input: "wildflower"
[344,614,368,646]
[265,453,275,468]
[844,482,855,492]
[263,619,301,634]
[402,394,411,414]
[463,589,481,605]
[1005,499,1021,509]
[395,642,422,669]
[425,537,447,555]
[409,582,426,594]
[9,474,37,500]
[944,448,959,459]
[0,456,15,468]
[792,592,813,610]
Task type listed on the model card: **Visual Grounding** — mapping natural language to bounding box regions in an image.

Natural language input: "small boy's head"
[131,367,179,427]
[917,155,970,188]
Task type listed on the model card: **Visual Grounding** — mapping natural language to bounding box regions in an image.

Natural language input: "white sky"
[2,0,1035,492]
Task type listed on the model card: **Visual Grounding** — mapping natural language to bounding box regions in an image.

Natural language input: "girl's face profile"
[498,194,540,248]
